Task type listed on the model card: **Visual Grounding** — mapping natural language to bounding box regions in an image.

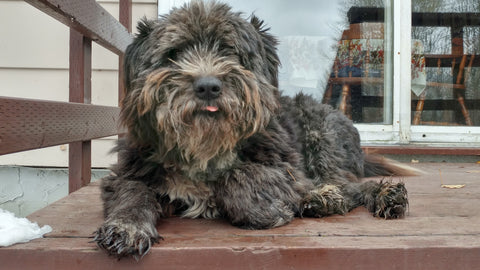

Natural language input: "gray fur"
[93,1,412,259]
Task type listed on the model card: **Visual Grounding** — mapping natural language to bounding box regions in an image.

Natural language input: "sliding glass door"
[409,0,480,144]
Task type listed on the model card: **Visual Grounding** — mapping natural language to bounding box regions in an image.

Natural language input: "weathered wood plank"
[119,0,132,33]
[1,163,477,269]
[69,29,92,105]
[0,97,125,155]
[27,163,480,238]
[24,0,133,54]
[2,237,479,270]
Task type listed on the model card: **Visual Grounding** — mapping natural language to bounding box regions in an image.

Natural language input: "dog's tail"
[363,155,422,177]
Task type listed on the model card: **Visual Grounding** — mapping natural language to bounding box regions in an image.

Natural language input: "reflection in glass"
[322,1,391,124]
[411,0,480,126]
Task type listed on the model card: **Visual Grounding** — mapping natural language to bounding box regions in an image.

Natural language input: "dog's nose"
[193,76,222,100]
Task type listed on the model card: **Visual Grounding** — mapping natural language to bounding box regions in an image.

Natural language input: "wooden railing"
[0,0,132,193]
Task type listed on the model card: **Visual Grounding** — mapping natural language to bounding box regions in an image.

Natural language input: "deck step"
[1,163,480,269]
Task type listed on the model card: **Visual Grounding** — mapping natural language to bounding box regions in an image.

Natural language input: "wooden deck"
[1,162,480,269]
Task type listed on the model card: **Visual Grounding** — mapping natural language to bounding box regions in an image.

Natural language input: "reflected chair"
[323,23,384,121]
[412,54,474,126]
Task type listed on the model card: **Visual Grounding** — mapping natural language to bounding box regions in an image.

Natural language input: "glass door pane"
[411,0,480,126]
[322,1,392,125]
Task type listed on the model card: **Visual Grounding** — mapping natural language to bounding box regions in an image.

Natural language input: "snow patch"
[0,209,52,247]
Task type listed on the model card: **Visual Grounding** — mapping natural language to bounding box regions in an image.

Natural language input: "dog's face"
[121,1,280,168]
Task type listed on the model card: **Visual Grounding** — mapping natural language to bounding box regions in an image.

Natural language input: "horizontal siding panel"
[0,139,117,168]
[0,69,119,106]
[0,1,156,70]
[24,0,133,55]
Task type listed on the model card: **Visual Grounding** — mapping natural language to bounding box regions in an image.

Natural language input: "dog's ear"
[123,18,155,93]
[250,16,280,88]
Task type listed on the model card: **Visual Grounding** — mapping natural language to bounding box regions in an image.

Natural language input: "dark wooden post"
[117,0,132,151]
[69,29,92,193]
[118,0,132,110]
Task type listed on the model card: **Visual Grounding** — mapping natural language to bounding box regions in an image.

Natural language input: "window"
[409,0,480,144]
[412,1,480,127]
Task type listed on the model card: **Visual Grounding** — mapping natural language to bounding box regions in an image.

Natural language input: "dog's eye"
[166,48,178,61]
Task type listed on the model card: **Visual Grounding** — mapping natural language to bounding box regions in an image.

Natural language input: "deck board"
[1,163,480,269]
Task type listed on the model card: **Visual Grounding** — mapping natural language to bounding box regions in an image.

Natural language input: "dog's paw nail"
[374,182,408,219]
[94,223,159,259]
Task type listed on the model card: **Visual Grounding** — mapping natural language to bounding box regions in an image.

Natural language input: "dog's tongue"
[205,106,219,112]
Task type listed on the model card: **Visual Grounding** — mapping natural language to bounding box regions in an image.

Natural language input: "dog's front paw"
[374,182,408,219]
[93,222,161,260]
[303,184,347,217]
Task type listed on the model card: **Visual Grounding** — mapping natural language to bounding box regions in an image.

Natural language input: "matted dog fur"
[94,1,418,259]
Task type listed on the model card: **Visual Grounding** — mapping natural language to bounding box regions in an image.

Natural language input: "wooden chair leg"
[339,84,350,117]
[455,55,473,126]
[413,92,426,125]
[323,83,333,104]
[456,93,473,126]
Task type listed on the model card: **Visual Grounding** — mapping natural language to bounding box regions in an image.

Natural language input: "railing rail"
[0,0,132,193]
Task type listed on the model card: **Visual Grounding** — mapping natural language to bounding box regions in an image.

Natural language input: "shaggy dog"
[94,1,416,259]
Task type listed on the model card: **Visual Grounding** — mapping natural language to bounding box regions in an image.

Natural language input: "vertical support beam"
[118,0,132,108]
[69,29,92,193]
[118,0,132,148]
[119,0,132,35]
